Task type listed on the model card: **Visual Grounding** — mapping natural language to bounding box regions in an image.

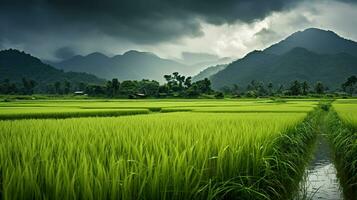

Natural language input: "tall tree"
[106,80,113,97]
[112,78,120,96]
[120,80,138,95]
[267,82,273,96]
[290,80,302,96]
[342,75,357,96]
[315,81,325,94]
[177,75,185,89]
[64,81,71,94]
[302,81,309,95]
[277,84,284,94]
[54,81,61,94]
[138,79,159,96]
[1,79,11,94]
[22,78,37,95]
[193,78,212,94]
[184,77,192,88]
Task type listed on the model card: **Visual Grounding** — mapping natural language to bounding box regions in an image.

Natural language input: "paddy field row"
[1,99,356,199]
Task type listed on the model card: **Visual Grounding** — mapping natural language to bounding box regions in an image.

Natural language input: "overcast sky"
[1,0,357,61]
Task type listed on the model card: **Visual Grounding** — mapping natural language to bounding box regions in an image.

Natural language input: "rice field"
[333,99,357,126]
[0,99,317,120]
[327,100,357,198]
[0,99,322,199]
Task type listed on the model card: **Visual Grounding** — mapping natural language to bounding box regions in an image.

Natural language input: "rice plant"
[0,108,150,120]
[0,110,316,200]
[326,101,357,199]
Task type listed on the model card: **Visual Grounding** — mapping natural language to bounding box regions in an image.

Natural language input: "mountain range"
[192,64,228,82]
[210,28,357,90]
[49,51,231,82]
[0,49,105,90]
[1,28,357,92]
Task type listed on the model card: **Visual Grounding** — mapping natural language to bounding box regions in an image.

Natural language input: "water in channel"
[298,135,343,200]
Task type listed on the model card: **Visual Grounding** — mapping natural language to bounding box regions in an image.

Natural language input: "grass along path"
[297,105,343,200]
[326,101,357,200]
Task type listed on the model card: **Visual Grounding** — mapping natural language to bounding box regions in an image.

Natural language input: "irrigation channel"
[297,109,344,200]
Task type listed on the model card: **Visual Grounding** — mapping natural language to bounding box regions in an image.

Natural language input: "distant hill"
[188,57,233,76]
[0,49,105,90]
[50,50,233,81]
[265,28,357,56]
[51,50,189,81]
[211,28,357,90]
[192,64,227,82]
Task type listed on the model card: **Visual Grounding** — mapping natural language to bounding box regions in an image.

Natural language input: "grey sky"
[0,0,356,61]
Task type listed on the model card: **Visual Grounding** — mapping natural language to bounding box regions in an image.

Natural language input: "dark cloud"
[338,0,357,2]
[0,0,298,46]
[54,46,77,60]
[1,0,355,60]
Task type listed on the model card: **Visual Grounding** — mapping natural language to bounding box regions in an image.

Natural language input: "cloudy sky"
[1,0,357,61]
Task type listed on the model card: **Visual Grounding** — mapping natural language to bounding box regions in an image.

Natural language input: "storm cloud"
[0,0,297,45]
[54,46,77,60]
[1,0,357,60]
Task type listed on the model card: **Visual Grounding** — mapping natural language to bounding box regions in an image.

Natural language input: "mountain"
[0,49,105,90]
[265,28,357,56]
[192,64,227,82]
[51,50,233,81]
[188,57,233,76]
[210,28,357,90]
[53,52,113,79]
[51,50,189,81]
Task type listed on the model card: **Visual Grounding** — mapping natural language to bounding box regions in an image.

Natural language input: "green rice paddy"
[326,100,357,198]
[0,98,355,199]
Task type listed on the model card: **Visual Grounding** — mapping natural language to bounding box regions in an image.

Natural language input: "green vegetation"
[192,64,227,82]
[0,99,321,199]
[1,49,356,99]
[0,49,105,94]
[341,76,357,96]
[0,108,150,120]
[2,98,357,199]
[0,99,317,120]
[52,50,188,82]
[326,100,357,198]
[211,28,357,91]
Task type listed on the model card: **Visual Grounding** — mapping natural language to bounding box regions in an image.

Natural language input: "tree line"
[0,72,213,98]
[85,72,213,98]
[220,80,327,97]
[0,78,37,95]
[1,74,357,98]
[220,76,357,97]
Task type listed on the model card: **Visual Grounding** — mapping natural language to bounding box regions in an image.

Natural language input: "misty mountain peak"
[287,28,340,42]
[210,27,357,90]
[86,52,109,59]
[264,27,357,56]
[300,27,337,35]
[123,50,157,58]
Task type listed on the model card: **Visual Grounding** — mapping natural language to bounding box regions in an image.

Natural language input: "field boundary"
[326,109,357,200]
